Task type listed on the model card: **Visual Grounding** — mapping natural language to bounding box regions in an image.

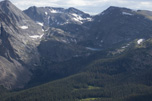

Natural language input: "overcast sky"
[3,0,152,14]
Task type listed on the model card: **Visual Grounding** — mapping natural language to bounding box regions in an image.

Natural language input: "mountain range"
[0,0,152,101]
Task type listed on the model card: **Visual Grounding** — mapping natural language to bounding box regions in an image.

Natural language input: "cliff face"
[0,0,43,89]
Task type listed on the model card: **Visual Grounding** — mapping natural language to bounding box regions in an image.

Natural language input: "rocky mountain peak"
[0,0,45,89]
[0,0,11,5]
[0,0,43,64]
[0,0,29,26]
[0,0,18,12]
[100,6,134,16]
[66,7,83,14]
[24,6,92,27]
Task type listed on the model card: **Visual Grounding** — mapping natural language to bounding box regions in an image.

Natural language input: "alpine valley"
[0,0,152,101]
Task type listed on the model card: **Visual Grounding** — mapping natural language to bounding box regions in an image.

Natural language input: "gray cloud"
[1,0,152,14]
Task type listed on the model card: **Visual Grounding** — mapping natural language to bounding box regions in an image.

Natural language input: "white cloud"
[3,0,152,14]
[66,0,90,6]
[12,0,60,9]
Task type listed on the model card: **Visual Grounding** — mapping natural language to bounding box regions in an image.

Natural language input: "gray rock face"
[38,27,89,62]
[0,0,44,64]
[24,6,92,27]
[0,56,31,89]
[44,6,152,50]
[0,0,43,89]
[71,6,152,49]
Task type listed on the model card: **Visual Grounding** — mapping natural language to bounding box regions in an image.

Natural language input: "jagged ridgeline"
[0,0,152,101]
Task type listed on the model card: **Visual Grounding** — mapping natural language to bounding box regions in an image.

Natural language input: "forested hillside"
[1,39,152,101]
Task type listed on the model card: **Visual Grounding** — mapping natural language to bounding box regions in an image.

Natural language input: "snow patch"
[86,17,92,21]
[20,26,28,29]
[47,16,50,24]
[137,39,144,44]
[121,44,130,49]
[72,13,92,23]
[61,39,67,43]
[29,34,44,39]
[36,22,44,26]
[73,18,83,23]
[50,9,58,13]
[45,12,48,15]
[60,21,69,25]
[122,46,127,49]
[86,47,101,51]
[122,12,133,16]
[72,13,83,23]
[72,13,83,20]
